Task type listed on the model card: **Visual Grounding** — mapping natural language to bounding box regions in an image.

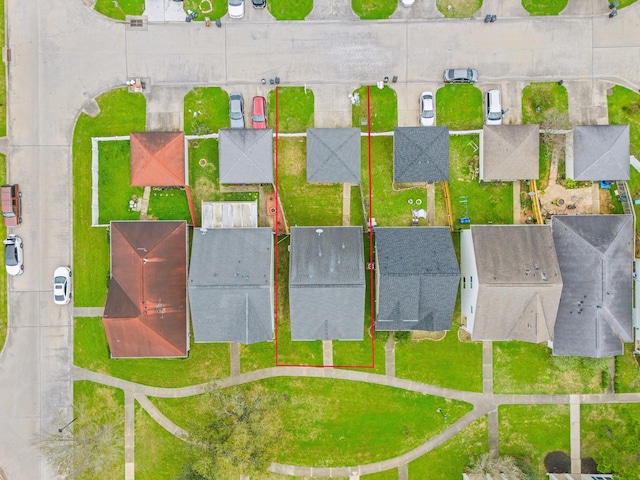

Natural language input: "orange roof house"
[130,132,185,186]
[103,221,188,358]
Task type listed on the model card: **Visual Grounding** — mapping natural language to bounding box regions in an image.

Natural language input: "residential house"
[567,125,630,181]
[393,126,449,182]
[218,128,274,184]
[130,131,186,186]
[480,124,539,181]
[306,128,360,184]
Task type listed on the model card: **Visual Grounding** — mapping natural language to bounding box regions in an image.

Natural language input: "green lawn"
[151,377,474,467]
[183,0,227,21]
[521,0,568,15]
[269,87,314,133]
[183,87,229,134]
[277,137,343,226]
[74,317,230,387]
[352,0,397,19]
[522,82,569,125]
[608,85,640,159]
[498,404,570,477]
[537,140,553,190]
[435,85,483,130]
[95,0,144,20]
[362,470,399,480]
[493,341,609,394]
[73,381,125,480]
[268,0,313,19]
[350,185,366,227]
[147,188,192,221]
[448,135,514,226]
[353,85,398,133]
[614,343,640,393]
[436,0,482,17]
[409,416,488,478]
[135,402,184,479]
[73,88,146,307]
[97,141,144,224]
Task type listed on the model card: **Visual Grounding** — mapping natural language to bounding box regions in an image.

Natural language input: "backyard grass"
[436,0,482,17]
[269,87,314,133]
[361,470,398,480]
[74,317,230,387]
[240,340,277,373]
[498,404,570,477]
[409,416,488,478]
[268,0,314,19]
[614,343,640,393]
[434,183,449,226]
[448,134,514,226]
[360,136,427,227]
[183,0,228,22]
[352,0,397,19]
[277,137,343,226]
[73,381,124,480]
[352,85,397,133]
[95,0,144,20]
[522,82,569,125]
[350,185,366,227]
[537,140,553,190]
[493,341,609,394]
[134,402,184,479]
[150,377,474,467]
[435,85,483,130]
[521,0,568,15]
[73,88,146,307]
[183,87,229,134]
[146,188,192,221]
[97,141,144,224]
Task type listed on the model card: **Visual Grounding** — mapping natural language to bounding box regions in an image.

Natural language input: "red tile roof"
[130,132,185,186]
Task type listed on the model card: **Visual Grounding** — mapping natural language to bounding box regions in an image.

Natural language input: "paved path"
[124,391,135,480]
[342,183,351,226]
[230,342,241,376]
[570,395,581,474]
[384,336,395,377]
[73,307,105,317]
[322,340,333,366]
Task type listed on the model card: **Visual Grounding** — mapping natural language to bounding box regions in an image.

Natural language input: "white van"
[485,89,503,125]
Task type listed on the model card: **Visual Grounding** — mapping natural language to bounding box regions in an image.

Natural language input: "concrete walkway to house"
[513,182,521,224]
[342,184,351,226]
[570,395,581,474]
[124,391,135,480]
[73,307,105,317]
[323,341,334,366]
[385,336,395,377]
[230,342,241,376]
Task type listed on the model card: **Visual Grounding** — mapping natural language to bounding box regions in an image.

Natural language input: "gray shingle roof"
[219,129,274,184]
[393,127,449,182]
[306,128,361,184]
[470,225,563,343]
[571,125,630,181]
[375,227,460,331]
[188,228,273,344]
[289,226,365,340]
[481,125,539,181]
[552,215,633,357]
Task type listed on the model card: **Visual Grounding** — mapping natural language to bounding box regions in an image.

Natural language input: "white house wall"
[460,229,479,334]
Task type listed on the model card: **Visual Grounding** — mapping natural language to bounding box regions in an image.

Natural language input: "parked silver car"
[419,91,435,126]
[3,235,23,276]
[229,93,245,129]
[443,68,478,84]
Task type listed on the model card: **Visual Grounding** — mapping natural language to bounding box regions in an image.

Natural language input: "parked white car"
[228,0,245,19]
[53,266,72,305]
[485,89,503,125]
[419,92,435,126]
[3,235,23,276]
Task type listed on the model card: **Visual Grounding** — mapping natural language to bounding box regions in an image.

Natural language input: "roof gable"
[130,132,185,186]
[393,127,449,182]
[219,129,274,184]
[306,128,361,184]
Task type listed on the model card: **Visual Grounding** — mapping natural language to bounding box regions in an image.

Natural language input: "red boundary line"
[275,85,375,369]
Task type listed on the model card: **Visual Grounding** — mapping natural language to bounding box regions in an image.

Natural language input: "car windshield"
[2,211,14,218]
[488,111,502,120]
[229,0,242,6]
[55,276,66,285]
[55,294,65,301]
[253,114,265,122]
[5,246,17,265]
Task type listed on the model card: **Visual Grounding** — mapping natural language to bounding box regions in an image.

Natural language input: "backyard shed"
[219,128,274,184]
[103,221,188,358]
[552,214,633,357]
[393,126,449,182]
[130,131,186,186]
[375,227,460,331]
[306,128,361,184]
[189,228,274,344]
[480,124,539,181]
[289,226,365,341]
[568,125,630,180]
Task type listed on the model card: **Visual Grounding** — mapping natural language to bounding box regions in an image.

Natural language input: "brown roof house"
[130,132,186,186]
[567,125,630,181]
[480,125,539,181]
[103,221,189,358]
[460,225,563,343]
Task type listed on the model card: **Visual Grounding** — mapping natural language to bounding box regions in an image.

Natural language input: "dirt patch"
[544,451,570,473]
[412,330,447,341]
[582,457,599,474]
[192,177,218,202]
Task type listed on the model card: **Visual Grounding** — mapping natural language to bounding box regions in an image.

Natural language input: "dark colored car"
[1,184,22,227]
[252,0,266,8]
[443,68,478,84]
[229,93,245,129]
[252,96,267,129]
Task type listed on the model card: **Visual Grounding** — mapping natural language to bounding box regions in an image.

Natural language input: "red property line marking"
[274,85,375,369]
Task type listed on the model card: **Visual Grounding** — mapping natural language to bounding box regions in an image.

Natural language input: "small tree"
[595,418,640,480]
[468,453,527,480]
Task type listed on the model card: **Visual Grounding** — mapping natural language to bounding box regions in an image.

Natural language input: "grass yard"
[183,87,229,134]
[351,185,366,226]
[97,141,144,224]
[146,188,192,221]
[436,0,482,17]
[409,416,488,478]
[0,155,6,351]
[73,381,125,480]
[352,86,398,133]
[268,0,313,19]
[352,0,397,19]
[95,0,144,20]
[73,88,146,307]
[361,470,398,480]
[269,87,314,133]
[74,317,230,387]
[522,82,569,125]
[448,135,513,226]
[435,85,483,130]
[434,183,449,226]
[360,136,427,227]
[135,402,184,479]
[493,341,609,394]
[0,0,6,137]
[537,140,553,190]
[614,343,640,393]
[522,0,568,15]
[277,137,343,226]
[150,377,474,467]
[182,0,228,22]
[498,404,570,477]
[275,238,324,365]
[240,340,277,373]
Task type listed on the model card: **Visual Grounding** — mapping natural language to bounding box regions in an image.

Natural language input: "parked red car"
[252,96,267,129]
